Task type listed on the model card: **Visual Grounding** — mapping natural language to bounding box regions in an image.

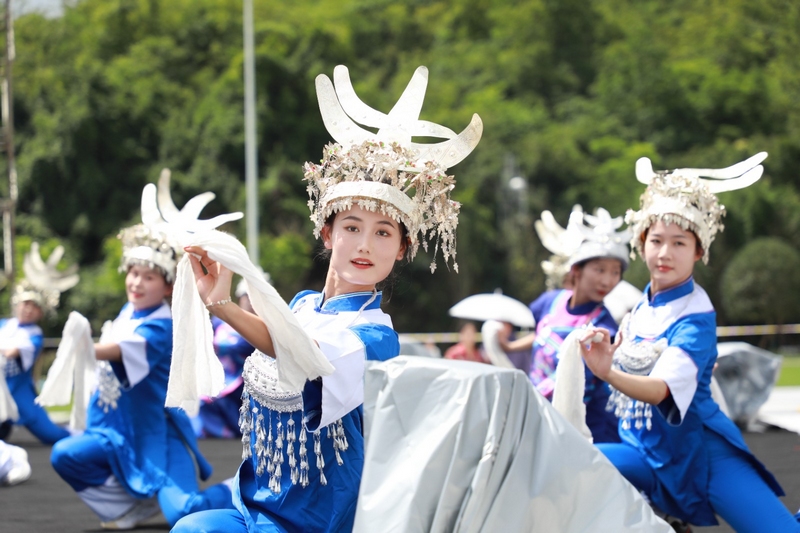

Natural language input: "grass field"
[777,356,800,387]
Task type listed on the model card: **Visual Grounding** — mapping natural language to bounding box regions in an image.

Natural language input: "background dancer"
[501,206,629,443]
[50,173,238,530]
[580,153,800,532]
[171,64,481,532]
[0,243,78,444]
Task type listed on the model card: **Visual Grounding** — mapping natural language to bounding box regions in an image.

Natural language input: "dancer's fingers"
[187,253,205,279]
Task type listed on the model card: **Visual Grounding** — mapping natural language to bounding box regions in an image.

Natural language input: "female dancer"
[171,64,481,532]
[1,243,78,444]
[501,206,629,443]
[580,154,800,531]
[50,173,238,529]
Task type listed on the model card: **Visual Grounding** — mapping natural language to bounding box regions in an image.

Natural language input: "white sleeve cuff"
[117,333,149,388]
[18,344,36,373]
[314,331,366,429]
[650,346,698,422]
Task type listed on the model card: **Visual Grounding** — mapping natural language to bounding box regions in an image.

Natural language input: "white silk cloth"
[166,230,334,416]
[479,320,516,369]
[0,358,18,422]
[36,311,97,430]
[551,328,593,441]
[356,357,671,533]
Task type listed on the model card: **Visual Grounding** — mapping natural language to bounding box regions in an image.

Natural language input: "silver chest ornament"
[607,315,668,430]
[239,351,349,493]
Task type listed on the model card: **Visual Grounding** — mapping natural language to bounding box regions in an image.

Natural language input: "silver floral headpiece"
[305,65,483,272]
[568,208,631,270]
[535,206,584,289]
[626,152,766,264]
[119,169,243,283]
[13,242,79,313]
[535,205,630,288]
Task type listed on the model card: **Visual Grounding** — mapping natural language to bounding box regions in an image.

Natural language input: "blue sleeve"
[302,322,398,430]
[289,290,318,309]
[529,290,559,323]
[655,312,717,423]
[111,318,173,387]
[666,312,717,370]
[30,331,44,359]
[349,323,399,362]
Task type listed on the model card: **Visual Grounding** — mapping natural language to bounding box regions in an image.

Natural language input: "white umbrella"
[448,293,535,328]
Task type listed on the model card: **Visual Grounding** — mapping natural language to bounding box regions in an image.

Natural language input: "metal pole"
[243,0,259,263]
[1,0,15,281]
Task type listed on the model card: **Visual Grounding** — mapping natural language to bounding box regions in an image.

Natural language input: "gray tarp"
[715,342,783,426]
[355,356,670,532]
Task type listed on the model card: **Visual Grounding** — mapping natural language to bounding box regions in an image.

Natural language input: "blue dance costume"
[172,290,400,533]
[193,317,253,438]
[598,278,799,531]
[528,289,620,443]
[51,302,233,526]
[1,318,70,444]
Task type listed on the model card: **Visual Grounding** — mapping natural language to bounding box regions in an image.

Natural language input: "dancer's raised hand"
[184,245,234,307]
[578,327,620,381]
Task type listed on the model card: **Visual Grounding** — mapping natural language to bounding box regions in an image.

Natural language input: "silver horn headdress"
[13,242,79,313]
[535,206,584,289]
[304,65,483,272]
[119,168,243,283]
[626,152,766,263]
[535,205,630,289]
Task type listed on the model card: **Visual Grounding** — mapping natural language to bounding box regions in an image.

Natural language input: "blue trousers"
[599,431,800,532]
[13,378,69,444]
[171,509,250,533]
[51,423,234,526]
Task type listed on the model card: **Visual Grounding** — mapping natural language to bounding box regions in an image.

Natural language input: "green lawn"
[777,357,800,387]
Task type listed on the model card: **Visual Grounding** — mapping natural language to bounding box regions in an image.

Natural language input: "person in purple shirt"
[501,207,630,443]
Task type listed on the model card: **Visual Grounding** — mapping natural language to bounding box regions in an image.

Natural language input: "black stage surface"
[3,426,799,532]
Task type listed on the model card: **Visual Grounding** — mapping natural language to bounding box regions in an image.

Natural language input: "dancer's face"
[321,206,407,297]
[16,300,43,325]
[643,220,702,294]
[572,258,622,305]
[125,264,172,310]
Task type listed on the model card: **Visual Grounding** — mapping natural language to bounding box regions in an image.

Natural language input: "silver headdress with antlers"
[304,65,483,272]
[13,242,80,312]
[568,208,631,270]
[626,152,766,263]
[119,169,243,283]
[535,205,630,289]
[535,206,584,289]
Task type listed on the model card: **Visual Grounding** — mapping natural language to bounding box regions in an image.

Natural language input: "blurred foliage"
[720,238,800,326]
[2,0,799,335]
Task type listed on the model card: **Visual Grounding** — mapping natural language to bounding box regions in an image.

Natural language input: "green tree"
[721,238,800,325]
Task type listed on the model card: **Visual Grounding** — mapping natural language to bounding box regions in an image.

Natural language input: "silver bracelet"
[205,298,232,308]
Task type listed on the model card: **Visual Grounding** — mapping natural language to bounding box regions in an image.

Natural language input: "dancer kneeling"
[0,243,78,444]
[579,153,800,532]
[50,174,238,529]
[171,64,481,532]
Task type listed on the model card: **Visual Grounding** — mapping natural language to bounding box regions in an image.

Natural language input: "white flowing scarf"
[551,329,593,442]
[0,358,18,422]
[165,229,334,416]
[36,311,97,430]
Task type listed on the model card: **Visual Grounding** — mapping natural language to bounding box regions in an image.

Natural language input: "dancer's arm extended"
[579,327,669,405]
[184,245,275,357]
